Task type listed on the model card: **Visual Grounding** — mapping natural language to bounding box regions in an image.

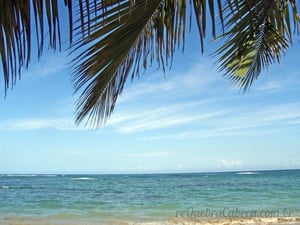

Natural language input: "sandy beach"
[1,216,300,225]
[133,217,300,225]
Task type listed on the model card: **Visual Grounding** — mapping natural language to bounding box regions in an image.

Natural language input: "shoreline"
[1,215,300,225]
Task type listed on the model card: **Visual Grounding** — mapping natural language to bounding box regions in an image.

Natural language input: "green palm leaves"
[0,0,299,127]
[72,1,164,126]
[217,0,299,90]
[72,0,219,125]
[0,0,71,92]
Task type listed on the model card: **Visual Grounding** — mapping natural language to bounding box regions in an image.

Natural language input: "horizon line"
[1,168,299,176]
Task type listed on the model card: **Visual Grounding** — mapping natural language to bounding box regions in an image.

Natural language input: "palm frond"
[72,0,223,127]
[0,0,72,93]
[2,0,298,127]
[72,0,175,126]
[216,0,300,91]
[192,0,223,52]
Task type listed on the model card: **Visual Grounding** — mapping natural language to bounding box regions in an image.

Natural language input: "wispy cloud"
[103,59,233,134]
[4,56,299,138]
[99,53,300,139]
[118,58,224,104]
[23,53,68,78]
[217,159,243,168]
[257,80,284,92]
[107,100,228,133]
[254,66,300,93]
[0,117,80,131]
[143,102,300,140]
[143,127,278,141]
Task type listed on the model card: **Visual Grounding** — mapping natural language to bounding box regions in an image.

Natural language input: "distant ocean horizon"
[2,168,299,176]
[0,169,299,225]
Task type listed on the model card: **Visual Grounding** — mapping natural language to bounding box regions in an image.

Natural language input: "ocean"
[0,169,299,225]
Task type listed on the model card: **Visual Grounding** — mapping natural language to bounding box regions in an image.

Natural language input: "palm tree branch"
[72,0,165,126]
[72,0,224,127]
[216,0,298,91]
[0,0,73,94]
[2,0,298,127]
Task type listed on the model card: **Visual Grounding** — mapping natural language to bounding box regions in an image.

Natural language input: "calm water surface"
[0,170,299,224]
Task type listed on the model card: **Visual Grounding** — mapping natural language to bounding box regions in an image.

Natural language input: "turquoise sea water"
[0,170,299,224]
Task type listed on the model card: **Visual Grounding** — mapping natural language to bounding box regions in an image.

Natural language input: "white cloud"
[5,91,296,135]
[217,159,243,168]
[255,67,300,93]
[119,79,174,103]
[286,161,300,168]
[118,58,223,104]
[0,118,81,131]
[244,103,300,123]
[24,54,68,78]
[177,163,184,169]
[257,81,283,92]
[107,102,228,134]
[100,54,300,138]
[142,102,300,140]
[6,57,298,139]
[143,126,280,141]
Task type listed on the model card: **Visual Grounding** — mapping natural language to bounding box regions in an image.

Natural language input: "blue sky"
[0,7,300,174]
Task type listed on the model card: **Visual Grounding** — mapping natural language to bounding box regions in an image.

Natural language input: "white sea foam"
[236,172,259,175]
[2,186,9,189]
[6,174,37,177]
[71,177,96,180]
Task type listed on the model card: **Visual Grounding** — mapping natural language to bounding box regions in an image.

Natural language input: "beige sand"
[1,216,300,225]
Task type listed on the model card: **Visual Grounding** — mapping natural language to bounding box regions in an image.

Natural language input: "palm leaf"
[0,0,73,93]
[71,0,223,127]
[216,0,300,91]
[1,0,299,127]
